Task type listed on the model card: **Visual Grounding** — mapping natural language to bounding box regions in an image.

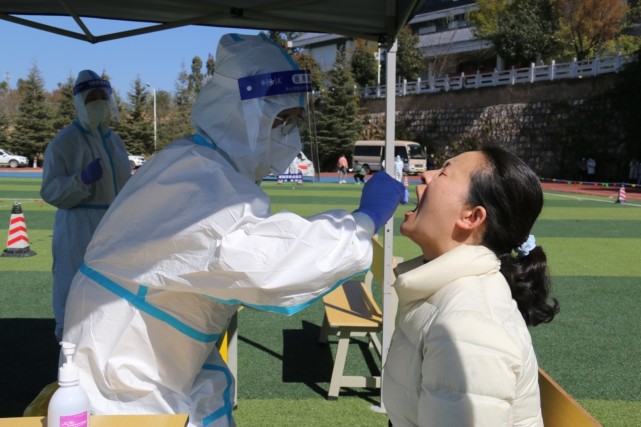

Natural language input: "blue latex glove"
[81,158,103,185]
[354,171,408,232]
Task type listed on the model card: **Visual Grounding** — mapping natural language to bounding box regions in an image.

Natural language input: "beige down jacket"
[383,245,543,427]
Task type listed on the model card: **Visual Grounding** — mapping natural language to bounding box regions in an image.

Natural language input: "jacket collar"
[394,244,500,304]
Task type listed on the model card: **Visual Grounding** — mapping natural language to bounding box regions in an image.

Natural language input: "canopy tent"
[1,0,427,410]
[0,0,425,44]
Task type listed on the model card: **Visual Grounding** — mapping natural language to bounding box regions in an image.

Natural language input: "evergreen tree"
[12,64,54,159]
[189,56,205,96]
[206,53,215,82]
[118,77,154,155]
[51,76,75,133]
[314,48,361,171]
[164,64,195,144]
[0,106,9,148]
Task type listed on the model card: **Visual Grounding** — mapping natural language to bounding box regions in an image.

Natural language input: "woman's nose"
[421,170,439,184]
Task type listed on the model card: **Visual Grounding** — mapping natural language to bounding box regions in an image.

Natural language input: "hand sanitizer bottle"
[48,342,90,427]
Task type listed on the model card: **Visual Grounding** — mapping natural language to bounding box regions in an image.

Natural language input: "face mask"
[268,127,302,175]
[85,100,111,127]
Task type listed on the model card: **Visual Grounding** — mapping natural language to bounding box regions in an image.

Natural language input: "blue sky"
[1,16,259,95]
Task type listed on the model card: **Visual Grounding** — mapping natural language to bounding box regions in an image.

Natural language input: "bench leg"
[327,327,351,400]
[318,313,331,344]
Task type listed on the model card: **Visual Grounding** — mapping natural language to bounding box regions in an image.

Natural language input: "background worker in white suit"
[62,33,406,427]
[394,154,404,182]
[40,69,130,341]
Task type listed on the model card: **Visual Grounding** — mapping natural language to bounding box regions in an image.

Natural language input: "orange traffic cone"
[615,185,626,204]
[2,202,36,257]
[403,176,409,187]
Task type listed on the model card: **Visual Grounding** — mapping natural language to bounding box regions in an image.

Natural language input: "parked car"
[128,153,146,169]
[0,148,29,168]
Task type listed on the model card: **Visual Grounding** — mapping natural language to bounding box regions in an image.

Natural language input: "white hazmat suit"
[62,34,404,427]
[40,70,130,341]
[394,155,404,182]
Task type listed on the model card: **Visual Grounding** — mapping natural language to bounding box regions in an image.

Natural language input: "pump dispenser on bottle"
[47,341,90,427]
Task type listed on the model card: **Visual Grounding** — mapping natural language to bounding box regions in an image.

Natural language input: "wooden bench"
[318,236,401,399]
[539,367,602,426]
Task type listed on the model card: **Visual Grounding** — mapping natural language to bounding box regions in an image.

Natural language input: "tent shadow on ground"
[0,318,59,417]
[282,320,381,403]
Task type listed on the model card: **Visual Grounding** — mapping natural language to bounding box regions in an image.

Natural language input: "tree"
[293,52,324,91]
[314,48,362,170]
[206,53,215,82]
[51,76,75,133]
[188,56,205,96]
[163,64,194,144]
[117,77,154,155]
[472,0,561,66]
[396,26,425,81]
[351,40,378,87]
[555,0,629,59]
[12,64,54,159]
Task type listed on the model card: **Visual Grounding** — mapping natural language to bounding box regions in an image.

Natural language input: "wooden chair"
[318,236,401,399]
[539,367,602,426]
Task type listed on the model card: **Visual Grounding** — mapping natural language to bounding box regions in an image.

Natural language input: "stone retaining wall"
[360,74,629,181]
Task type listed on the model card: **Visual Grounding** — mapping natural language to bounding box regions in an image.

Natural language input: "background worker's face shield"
[237,69,315,175]
[73,75,119,129]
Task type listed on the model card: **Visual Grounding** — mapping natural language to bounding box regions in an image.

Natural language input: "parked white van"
[351,140,426,175]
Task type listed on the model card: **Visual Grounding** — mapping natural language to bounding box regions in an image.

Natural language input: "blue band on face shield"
[73,79,112,95]
[238,70,311,100]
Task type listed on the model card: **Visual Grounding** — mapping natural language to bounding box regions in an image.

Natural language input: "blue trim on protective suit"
[206,269,368,316]
[201,363,234,426]
[191,134,240,173]
[79,263,221,343]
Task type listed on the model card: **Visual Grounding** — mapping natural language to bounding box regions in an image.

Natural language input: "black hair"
[467,145,559,326]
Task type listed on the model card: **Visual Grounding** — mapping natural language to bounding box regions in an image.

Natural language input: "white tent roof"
[0,0,426,44]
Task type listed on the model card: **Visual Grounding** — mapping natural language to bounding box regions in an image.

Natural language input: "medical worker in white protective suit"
[394,154,404,182]
[40,70,131,341]
[62,33,407,427]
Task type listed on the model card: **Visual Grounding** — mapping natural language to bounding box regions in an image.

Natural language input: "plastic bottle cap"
[58,341,80,385]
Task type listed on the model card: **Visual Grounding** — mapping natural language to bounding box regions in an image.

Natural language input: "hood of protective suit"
[73,70,119,129]
[191,33,311,181]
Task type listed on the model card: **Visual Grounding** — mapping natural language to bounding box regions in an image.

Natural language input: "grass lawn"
[1,178,640,426]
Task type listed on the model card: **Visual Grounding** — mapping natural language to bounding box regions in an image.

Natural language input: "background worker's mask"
[85,100,112,128]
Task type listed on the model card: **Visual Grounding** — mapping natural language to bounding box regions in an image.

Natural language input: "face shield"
[237,70,313,175]
[73,70,119,129]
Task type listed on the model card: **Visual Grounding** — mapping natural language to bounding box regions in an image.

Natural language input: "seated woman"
[383,145,559,426]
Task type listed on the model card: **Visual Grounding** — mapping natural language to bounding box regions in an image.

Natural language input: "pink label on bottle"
[59,411,88,427]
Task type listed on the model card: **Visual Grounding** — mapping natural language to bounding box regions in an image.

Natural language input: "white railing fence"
[360,53,635,99]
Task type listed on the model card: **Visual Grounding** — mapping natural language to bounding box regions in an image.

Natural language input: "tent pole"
[375,38,398,414]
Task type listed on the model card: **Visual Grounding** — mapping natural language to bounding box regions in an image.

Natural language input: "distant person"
[383,145,559,426]
[628,158,639,185]
[353,160,367,184]
[587,157,596,181]
[40,70,130,341]
[426,153,435,170]
[337,153,348,184]
[394,155,404,182]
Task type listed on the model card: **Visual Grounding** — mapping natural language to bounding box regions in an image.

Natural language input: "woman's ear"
[456,206,486,231]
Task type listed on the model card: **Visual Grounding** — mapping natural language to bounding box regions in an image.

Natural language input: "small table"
[0,414,188,427]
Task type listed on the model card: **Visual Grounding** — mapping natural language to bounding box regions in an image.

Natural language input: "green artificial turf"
[1,177,640,426]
